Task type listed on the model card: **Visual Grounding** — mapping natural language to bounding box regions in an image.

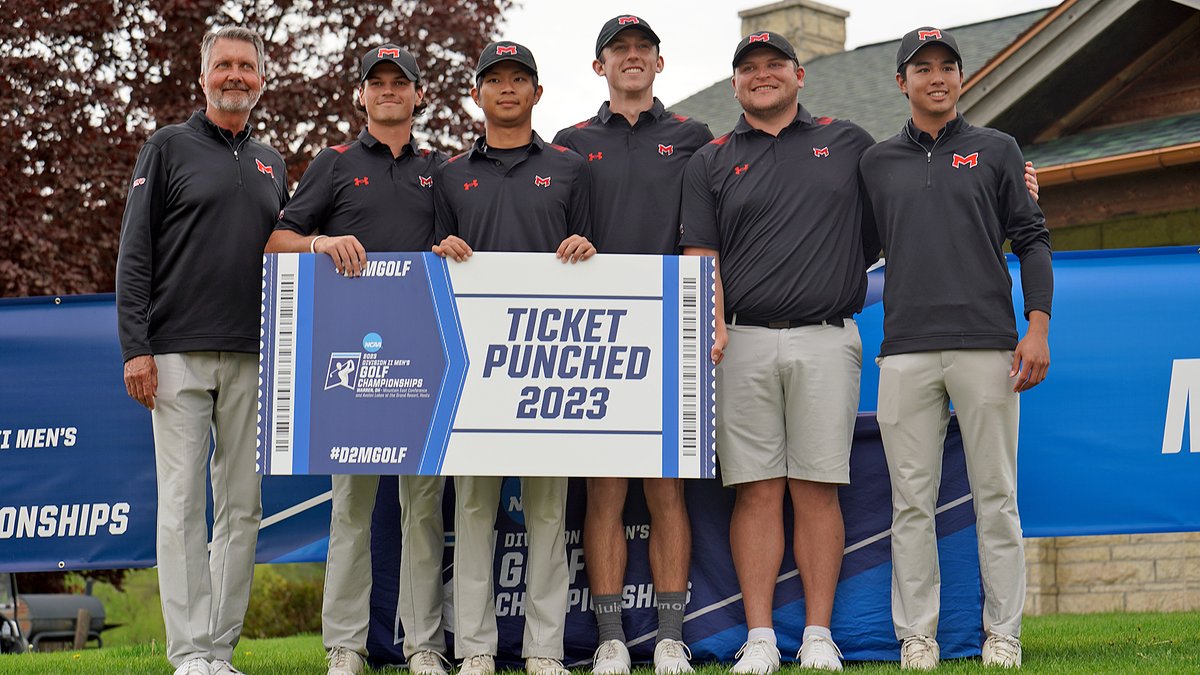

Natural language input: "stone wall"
[1024,532,1200,615]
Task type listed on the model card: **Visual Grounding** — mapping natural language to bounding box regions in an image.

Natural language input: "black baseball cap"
[732,31,798,68]
[595,15,661,58]
[896,27,962,73]
[360,43,422,84]
[475,41,538,78]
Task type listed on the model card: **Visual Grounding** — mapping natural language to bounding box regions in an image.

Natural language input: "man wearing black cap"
[431,40,594,675]
[859,27,1053,670]
[679,30,877,673]
[551,15,713,675]
[266,43,450,675]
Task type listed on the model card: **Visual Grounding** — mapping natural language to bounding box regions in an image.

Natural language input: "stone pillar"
[738,0,849,64]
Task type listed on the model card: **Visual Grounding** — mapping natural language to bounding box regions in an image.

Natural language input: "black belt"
[725,312,846,329]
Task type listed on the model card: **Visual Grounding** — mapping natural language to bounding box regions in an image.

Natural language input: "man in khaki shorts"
[859,26,1052,670]
[680,31,877,673]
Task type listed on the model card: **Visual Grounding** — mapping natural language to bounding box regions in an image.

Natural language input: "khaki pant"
[877,350,1024,640]
[323,475,447,658]
[151,352,262,667]
[452,476,568,659]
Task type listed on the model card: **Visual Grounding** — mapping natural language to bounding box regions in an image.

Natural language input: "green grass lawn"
[3,611,1197,674]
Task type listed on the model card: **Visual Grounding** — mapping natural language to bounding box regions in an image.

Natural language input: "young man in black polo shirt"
[858,27,1052,670]
[551,15,712,675]
[680,31,875,673]
[266,44,450,675]
[431,41,595,675]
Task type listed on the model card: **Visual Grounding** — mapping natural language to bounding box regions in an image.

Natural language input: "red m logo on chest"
[952,152,979,169]
[658,144,673,156]
[534,175,551,188]
[255,158,274,177]
[419,176,433,188]
[813,146,829,158]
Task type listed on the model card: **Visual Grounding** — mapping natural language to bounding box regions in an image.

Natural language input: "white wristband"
[309,235,328,253]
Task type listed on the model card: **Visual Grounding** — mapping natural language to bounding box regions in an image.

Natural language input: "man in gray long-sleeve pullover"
[115,26,287,675]
[858,26,1052,671]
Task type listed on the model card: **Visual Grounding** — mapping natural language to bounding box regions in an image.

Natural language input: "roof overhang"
[960,0,1200,143]
[1038,142,1200,186]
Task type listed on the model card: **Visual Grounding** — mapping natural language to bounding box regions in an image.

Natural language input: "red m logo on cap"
[534,175,551,188]
[749,33,770,43]
[618,16,639,25]
[255,158,274,177]
[952,152,979,168]
[377,47,400,58]
[918,29,942,40]
[496,45,517,55]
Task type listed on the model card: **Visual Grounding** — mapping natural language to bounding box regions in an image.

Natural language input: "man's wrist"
[310,234,328,253]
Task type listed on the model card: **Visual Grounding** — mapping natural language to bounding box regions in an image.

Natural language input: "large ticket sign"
[259,252,717,478]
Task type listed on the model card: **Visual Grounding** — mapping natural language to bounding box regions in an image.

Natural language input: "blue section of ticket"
[258,252,716,478]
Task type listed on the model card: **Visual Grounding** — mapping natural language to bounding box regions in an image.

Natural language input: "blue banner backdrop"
[2,246,1198,663]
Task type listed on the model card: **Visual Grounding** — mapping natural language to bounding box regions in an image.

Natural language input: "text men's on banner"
[259,252,717,478]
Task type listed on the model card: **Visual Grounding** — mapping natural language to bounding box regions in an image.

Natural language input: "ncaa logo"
[363,332,383,353]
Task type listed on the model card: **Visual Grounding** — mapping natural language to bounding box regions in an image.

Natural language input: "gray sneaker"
[210,660,245,675]
[460,654,496,675]
[173,658,212,675]
[654,639,694,674]
[730,639,780,675]
[900,635,939,670]
[982,632,1022,668]
[593,639,632,674]
[327,646,365,675]
[525,657,570,675]
[409,650,452,675]
[797,635,843,671]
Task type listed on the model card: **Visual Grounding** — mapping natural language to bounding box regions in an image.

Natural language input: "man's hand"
[1024,161,1040,203]
[314,235,367,277]
[433,236,473,262]
[712,321,728,365]
[124,355,158,410]
[1011,310,1050,392]
[556,235,596,263]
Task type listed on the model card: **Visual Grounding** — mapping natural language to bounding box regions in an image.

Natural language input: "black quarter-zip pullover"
[859,114,1053,356]
[116,110,288,362]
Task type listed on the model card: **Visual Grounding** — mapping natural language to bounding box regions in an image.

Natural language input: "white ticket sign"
[258,252,716,478]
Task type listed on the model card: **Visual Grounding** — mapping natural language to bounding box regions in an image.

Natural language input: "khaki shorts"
[716,321,862,486]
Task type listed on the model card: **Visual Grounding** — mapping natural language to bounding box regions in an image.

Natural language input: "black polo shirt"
[679,105,876,324]
[859,115,1053,356]
[433,133,591,252]
[552,98,712,254]
[276,128,446,251]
